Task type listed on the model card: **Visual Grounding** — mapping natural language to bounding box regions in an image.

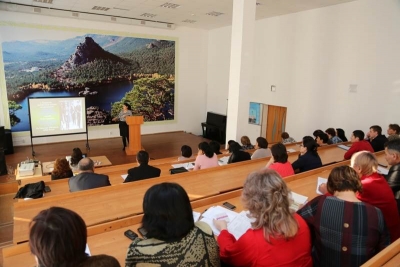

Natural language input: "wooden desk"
[42,156,112,174]
[15,165,43,186]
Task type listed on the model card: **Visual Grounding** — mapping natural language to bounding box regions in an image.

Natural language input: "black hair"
[336,128,348,142]
[209,141,222,155]
[352,130,365,141]
[370,125,382,135]
[325,128,336,137]
[198,142,214,158]
[385,139,400,153]
[123,102,132,110]
[303,136,318,155]
[271,143,288,163]
[256,137,268,149]
[137,150,149,165]
[71,147,83,166]
[180,145,192,158]
[142,183,194,242]
[315,132,329,144]
[228,142,242,153]
[313,130,324,138]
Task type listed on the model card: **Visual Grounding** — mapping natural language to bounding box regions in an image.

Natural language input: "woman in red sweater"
[213,170,312,267]
[351,151,400,242]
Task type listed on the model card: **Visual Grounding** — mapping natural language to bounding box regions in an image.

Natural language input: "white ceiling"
[0,0,358,30]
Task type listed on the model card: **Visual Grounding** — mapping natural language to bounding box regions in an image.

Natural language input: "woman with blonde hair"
[351,151,400,241]
[214,170,312,266]
[51,158,73,180]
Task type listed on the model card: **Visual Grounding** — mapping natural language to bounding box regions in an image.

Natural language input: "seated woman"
[240,136,254,150]
[281,132,296,144]
[298,166,390,266]
[70,147,84,172]
[336,128,348,142]
[214,170,312,266]
[209,140,222,155]
[178,145,192,161]
[265,143,294,178]
[351,151,400,241]
[125,183,220,266]
[291,136,322,173]
[228,142,251,164]
[251,137,272,159]
[51,158,73,180]
[29,207,89,267]
[315,132,332,146]
[193,142,219,170]
[325,128,343,144]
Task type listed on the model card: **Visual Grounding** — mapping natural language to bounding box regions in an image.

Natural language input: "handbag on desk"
[14,181,45,199]
[169,167,189,175]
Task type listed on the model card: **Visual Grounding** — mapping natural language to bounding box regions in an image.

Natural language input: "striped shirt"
[298,195,389,267]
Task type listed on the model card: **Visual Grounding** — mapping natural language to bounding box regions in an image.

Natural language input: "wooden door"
[266,105,287,143]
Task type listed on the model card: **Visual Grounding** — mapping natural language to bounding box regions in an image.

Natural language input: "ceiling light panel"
[92,6,110,11]
[140,13,157,18]
[33,0,53,4]
[160,2,181,9]
[206,11,224,17]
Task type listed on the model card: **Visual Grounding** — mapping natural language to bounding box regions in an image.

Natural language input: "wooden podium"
[125,116,144,155]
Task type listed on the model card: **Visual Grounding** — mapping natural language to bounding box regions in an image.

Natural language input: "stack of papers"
[316,177,328,195]
[19,163,35,176]
[290,192,308,211]
[218,156,230,166]
[171,162,195,170]
[200,206,252,239]
[287,148,296,153]
[377,166,389,175]
[337,145,350,151]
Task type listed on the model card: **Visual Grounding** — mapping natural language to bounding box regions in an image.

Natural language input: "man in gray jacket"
[384,139,400,213]
[69,157,110,192]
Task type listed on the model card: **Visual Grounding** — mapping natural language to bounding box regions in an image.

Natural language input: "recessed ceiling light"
[160,3,180,9]
[33,0,53,4]
[113,7,130,11]
[92,6,110,11]
[141,13,157,18]
[206,11,224,17]
[182,19,196,23]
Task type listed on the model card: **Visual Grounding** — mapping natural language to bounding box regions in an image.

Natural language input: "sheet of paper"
[65,155,71,162]
[316,177,328,195]
[377,166,389,175]
[287,148,296,153]
[121,174,128,180]
[171,162,195,170]
[290,192,308,211]
[193,211,201,222]
[218,156,230,166]
[85,244,91,256]
[202,206,238,222]
[337,145,350,151]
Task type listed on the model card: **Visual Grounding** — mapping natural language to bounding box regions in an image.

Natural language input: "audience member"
[251,137,272,159]
[112,102,133,150]
[228,142,251,164]
[315,132,331,146]
[214,170,312,266]
[193,142,219,170]
[298,166,390,266]
[51,158,73,180]
[70,147,84,172]
[336,128,348,142]
[209,140,222,155]
[124,151,161,183]
[125,183,220,266]
[343,130,374,160]
[281,132,296,144]
[82,255,121,267]
[178,145,193,161]
[387,124,400,141]
[312,129,324,139]
[29,207,89,267]
[325,128,343,144]
[68,158,111,192]
[226,140,235,154]
[292,136,322,173]
[368,125,388,152]
[240,136,254,150]
[351,151,400,241]
[384,139,400,213]
[265,143,294,178]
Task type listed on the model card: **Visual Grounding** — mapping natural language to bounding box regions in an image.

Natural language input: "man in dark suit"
[124,150,161,183]
[368,125,388,152]
[69,157,111,192]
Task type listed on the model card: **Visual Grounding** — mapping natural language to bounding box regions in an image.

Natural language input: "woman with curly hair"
[214,170,312,266]
[51,158,73,180]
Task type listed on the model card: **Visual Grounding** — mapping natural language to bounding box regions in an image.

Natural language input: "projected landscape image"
[1,28,175,132]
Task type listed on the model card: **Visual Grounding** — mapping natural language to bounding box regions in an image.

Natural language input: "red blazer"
[344,140,374,160]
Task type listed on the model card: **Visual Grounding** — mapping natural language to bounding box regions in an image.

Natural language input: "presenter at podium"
[112,102,133,150]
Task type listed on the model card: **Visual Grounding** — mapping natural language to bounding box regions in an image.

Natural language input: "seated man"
[124,150,161,183]
[387,123,400,141]
[368,125,388,152]
[69,158,111,192]
[344,130,374,160]
[325,128,343,144]
[384,139,400,213]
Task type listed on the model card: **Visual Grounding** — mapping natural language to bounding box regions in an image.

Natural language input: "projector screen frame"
[27,96,89,156]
